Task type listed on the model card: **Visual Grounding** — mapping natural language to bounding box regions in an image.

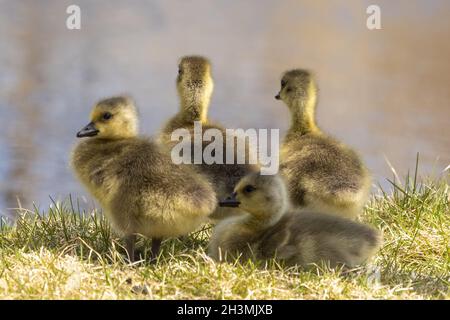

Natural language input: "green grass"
[0,171,448,299]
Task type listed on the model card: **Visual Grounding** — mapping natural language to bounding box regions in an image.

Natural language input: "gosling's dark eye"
[243,185,256,194]
[178,67,183,76]
[103,112,113,120]
[281,80,287,88]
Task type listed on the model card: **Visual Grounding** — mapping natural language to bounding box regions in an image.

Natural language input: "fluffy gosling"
[160,56,259,219]
[275,69,371,219]
[161,55,214,135]
[208,173,382,268]
[71,96,217,261]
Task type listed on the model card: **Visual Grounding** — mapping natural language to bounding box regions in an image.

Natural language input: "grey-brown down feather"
[208,173,382,268]
[71,97,217,241]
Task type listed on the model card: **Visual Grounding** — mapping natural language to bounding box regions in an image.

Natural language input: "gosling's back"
[281,133,370,218]
[258,210,381,268]
[209,210,381,268]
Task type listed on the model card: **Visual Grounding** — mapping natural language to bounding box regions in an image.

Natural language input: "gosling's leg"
[150,238,162,261]
[125,234,136,262]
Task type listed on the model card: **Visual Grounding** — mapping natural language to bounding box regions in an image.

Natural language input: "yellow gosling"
[275,69,371,219]
[71,96,217,261]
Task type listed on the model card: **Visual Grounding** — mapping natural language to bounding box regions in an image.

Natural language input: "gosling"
[160,56,259,219]
[275,69,371,219]
[71,96,217,261]
[208,173,382,268]
[161,55,215,136]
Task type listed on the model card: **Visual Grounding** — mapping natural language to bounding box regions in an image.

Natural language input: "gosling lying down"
[208,173,382,268]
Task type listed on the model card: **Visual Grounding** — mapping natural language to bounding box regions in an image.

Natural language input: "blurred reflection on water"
[0,0,449,216]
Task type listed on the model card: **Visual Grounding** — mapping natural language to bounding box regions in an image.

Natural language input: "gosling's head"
[177,56,214,117]
[275,69,317,109]
[76,96,139,140]
[220,173,289,223]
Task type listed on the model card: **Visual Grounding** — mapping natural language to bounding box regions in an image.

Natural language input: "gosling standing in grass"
[160,56,259,218]
[275,69,371,219]
[209,173,381,268]
[71,96,217,261]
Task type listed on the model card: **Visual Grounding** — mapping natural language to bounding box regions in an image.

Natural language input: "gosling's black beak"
[76,122,99,138]
[219,191,240,208]
[275,93,281,100]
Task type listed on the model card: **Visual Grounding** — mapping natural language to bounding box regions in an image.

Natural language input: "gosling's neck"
[179,93,209,123]
[287,85,320,136]
[87,134,138,143]
[242,208,286,232]
[288,103,320,136]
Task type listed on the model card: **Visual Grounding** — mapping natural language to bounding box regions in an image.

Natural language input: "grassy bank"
[0,173,448,299]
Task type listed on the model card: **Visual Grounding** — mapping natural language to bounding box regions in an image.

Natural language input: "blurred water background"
[0,0,449,217]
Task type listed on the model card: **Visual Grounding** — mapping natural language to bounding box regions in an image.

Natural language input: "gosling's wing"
[290,211,382,266]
